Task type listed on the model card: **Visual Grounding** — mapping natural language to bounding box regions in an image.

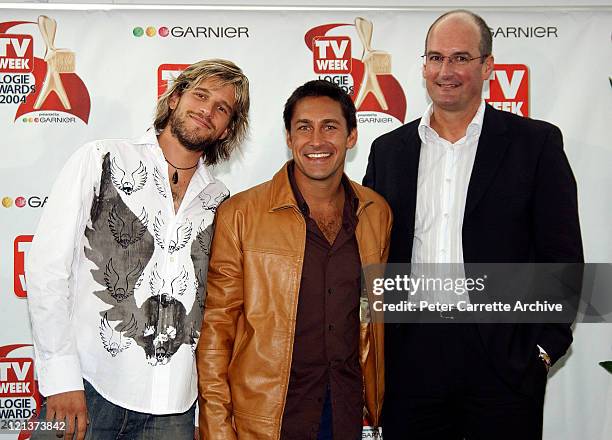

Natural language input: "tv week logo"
[313,36,352,74]
[0,344,42,440]
[0,34,33,73]
[0,17,91,124]
[306,20,407,123]
[485,64,529,117]
[157,63,190,97]
[14,235,33,298]
[0,357,34,397]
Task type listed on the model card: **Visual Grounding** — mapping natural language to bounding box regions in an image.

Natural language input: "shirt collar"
[418,100,486,145]
[132,127,159,145]
[287,161,359,228]
[134,127,214,186]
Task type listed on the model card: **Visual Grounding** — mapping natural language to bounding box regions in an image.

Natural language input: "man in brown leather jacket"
[197,80,391,440]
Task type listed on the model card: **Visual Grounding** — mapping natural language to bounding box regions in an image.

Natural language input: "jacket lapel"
[464,105,511,217]
[405,129,421,237]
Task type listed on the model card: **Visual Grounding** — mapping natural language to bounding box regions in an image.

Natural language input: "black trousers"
[382,323,547,440]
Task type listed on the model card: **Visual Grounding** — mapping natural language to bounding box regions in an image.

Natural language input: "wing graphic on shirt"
[149,264,189,299]
[153,211,192,254]
[85,153,201,365]
[194,268,205,312]
[153,211,165,249]
[187,219,215,348]
[103,258,144,302]
[154,214,193,254]
[199,193,211,209]
[99,312,138,356]
[190,219,213,313]
[85,153,154,359]
[110,157,147,195]
[199,189,229,212]
[195,219,212,257]
[171,267,189,296]
[149,263,165,297]
[169,220,192,254]
[108,205,148,248]
[214,190,230,207]
[153,167,168,198]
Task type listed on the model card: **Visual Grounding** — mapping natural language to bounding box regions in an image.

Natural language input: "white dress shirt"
[410,102,485,306]
[412,101,485,265]
[411,101,551,356]
[27,129,227,414]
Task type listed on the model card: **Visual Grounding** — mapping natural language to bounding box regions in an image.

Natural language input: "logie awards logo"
[0,15,91,124]
[305,17,407,124]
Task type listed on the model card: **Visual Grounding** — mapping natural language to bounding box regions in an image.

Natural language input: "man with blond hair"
[27,59,250,439]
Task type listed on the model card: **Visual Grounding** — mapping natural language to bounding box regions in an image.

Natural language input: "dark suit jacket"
[363,104,583,392]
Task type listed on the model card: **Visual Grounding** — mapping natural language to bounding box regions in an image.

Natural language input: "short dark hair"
[283,80,357,133]
[425,9,492,60]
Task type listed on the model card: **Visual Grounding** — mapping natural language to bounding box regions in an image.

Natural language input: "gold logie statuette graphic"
[34,15,76,110]
[354,17,391,111]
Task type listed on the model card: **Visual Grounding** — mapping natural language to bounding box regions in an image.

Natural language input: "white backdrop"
[0,4,611,439]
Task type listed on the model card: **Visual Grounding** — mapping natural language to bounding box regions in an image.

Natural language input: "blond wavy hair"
[154,59,250,165]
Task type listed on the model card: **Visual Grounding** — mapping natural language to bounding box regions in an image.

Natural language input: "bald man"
[363,10,583,440]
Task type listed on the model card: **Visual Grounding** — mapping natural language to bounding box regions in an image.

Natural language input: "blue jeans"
[31,380,195,439]
[317,386,362,440]
[317,386,333,440]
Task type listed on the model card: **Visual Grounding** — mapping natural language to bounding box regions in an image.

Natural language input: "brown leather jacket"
[197,163,392,439]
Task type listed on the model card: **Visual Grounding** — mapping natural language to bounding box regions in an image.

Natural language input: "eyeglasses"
[421,54,488,67]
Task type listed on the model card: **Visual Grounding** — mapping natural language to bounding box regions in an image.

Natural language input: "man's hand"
[45,390,88,440]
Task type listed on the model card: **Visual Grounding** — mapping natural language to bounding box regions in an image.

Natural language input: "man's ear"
[347,127,357,150]
[482,54,494,81]
[219,126,231,141]
[168,91,180,111]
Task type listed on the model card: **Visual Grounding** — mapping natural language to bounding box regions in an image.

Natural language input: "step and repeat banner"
[0,6,611,439]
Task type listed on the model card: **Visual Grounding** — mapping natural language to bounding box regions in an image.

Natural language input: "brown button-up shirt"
[280,163,363,440]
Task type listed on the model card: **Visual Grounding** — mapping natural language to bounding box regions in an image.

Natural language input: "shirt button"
[445,178,451,183]
[444,213,449,218]
[170,256,176,263]
[328,324,335,331]
[327,288,332,295]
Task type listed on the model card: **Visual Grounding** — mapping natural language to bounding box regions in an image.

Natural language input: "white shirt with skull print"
[27,129,227,414]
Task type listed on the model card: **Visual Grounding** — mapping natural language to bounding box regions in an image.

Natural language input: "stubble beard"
[169,110,220,154]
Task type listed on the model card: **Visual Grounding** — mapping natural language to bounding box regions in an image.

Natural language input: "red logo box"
[157,63,190,97]
[14,235,33,298]
[0,357,35,397]
[486,64,529,117]
[0,34,34,73]
[312,36,352,74]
